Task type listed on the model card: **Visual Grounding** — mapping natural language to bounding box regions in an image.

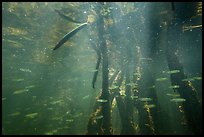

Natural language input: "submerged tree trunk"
[86,3,111,135]
[166,3,202,134]
[166,45,202,134]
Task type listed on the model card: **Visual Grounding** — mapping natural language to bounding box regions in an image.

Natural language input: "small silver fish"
[138,98,152,102]
[97,99,108,103]
[170,98,186,103]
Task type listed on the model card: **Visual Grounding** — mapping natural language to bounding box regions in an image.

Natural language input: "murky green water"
[2,2,202,135]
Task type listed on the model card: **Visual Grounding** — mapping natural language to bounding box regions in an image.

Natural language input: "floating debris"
[138,98,152,102]
[97,99,108,103]
[9,112,21,117]
[169,85,180,89]
[166,93,180,97]
[170,98,186,103]
[144,104,156,109]
[19,68,32,73]
[25,113,38,119]
[12,78,24,82]
[82,95,90,99]
[156,77,167,81]
[13,89,29,95]
[163,70,180,74]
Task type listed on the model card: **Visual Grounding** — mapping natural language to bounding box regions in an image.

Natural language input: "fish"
[55,9,83,23]
[82,95,90,99]
[53,22,88,50]
[166,93,180,97]
[25,113,38,119]
[97,99,108,103]
[148,85,155,89]
[66,119,74,122]
[144,104,156,109]
[193,77,202,80]
[182,78,195,82]
[163,70,180,74]
[13,89,29,95]
[12,78,24,82]
[9,112,21,117]
[138,98,152,102]
[131,95,138,99]
[120,93,126,97]
[109,85,119,90]
[95,115,103,119]
[126,83,136,86]
[170,98,186,103]
[156,77,167,81]
[50,100,64,105]
[139,58,153,61]
[25,85,35,89]
[19,68,32,73]
[169,85,180,89]
[73,113,83,118]
[2,98,6,101]
[47,108,53,111]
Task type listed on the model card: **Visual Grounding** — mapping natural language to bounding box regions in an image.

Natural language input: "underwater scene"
[2,2,202,135]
